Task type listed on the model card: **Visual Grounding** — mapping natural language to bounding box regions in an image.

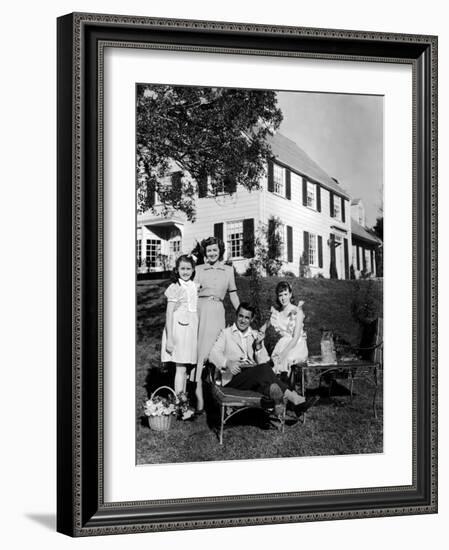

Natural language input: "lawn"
[136,276,383,464]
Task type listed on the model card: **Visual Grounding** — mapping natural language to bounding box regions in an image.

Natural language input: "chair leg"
[219,404,225,445]
[281,404,286,433]
[373,366,378,418]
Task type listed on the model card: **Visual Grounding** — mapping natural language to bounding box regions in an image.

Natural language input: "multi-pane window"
[169,239,181,256]
[168,239,181,269]
[226,220,244,259]
[137,240,142,266]
[308,233,317,266]
[146,239,161,268]
[307,182,317,209]
[273,164,286,196]
[209,176,226,195]
[154,175,172,204]
[333,198,342,220]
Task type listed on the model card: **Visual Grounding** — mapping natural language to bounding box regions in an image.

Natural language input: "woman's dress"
[161,279,198,364]
[192,261,237,382]
[270,304,308,375]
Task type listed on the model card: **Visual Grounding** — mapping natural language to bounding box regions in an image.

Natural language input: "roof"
[351,218,381,245]
[351,198,362,205]
[267,132,350,199]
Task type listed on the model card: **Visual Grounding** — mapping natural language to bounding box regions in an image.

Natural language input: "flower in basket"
[175,391,195,421]
[144,395,177,417]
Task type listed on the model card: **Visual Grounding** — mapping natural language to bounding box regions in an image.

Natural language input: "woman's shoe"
[294,395,320,417]
[284,388,305,406]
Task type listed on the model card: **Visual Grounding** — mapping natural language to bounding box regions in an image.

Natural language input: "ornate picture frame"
[57,12,437,536]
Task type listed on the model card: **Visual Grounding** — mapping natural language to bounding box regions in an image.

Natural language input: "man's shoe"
[294,395,320,417]
[260,396,275,410]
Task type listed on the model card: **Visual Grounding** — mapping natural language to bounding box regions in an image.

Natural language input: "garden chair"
[290,318,383,418]
[204,362,286,445]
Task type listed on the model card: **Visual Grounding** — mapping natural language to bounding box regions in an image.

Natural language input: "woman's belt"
[198,295,223,302]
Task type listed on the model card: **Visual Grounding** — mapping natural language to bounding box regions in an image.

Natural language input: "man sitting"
[208,302,318,416]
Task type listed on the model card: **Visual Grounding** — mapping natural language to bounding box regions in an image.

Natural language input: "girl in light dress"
[260,281,308,377]
[161,255,198,395]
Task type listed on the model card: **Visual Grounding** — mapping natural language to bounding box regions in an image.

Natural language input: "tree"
[137,85,283,221]
[372,216,383,240]
[371,216,383,277]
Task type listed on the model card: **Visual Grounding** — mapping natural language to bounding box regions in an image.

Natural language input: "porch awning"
[138,211,185,230]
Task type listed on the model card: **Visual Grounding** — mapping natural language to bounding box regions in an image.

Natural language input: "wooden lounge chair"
[204,363,286,445]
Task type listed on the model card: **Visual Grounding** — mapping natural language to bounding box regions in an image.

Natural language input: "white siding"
[137,162,354,279]
[261,169,352,278]
[138,178,261,274]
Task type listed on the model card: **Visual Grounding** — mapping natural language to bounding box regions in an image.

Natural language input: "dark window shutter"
[242,218,255,258]
[267,218,276,260]
[171,171,182,187]
[362,246,367,271]
[285,170,291,200]
[344,238,349,279]
[198,173,208,198]
[318,235,323,268]
[356,245,360,270]
[341,197,346,223]
[267,160,274,192]
[287,225,293,262]
[302,177,308,206]
[148,184,155,207]
[316,184,321,212]
[303,231,309,265]
[224,175,237,194]
[330,192,334,217]
[214,222,223,242]
[370,249,374,274]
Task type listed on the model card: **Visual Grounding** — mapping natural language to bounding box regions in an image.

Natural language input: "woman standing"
[193,237,240,412]
[260,281,308,377]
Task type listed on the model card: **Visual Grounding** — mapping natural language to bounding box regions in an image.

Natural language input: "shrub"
[299,252,311,278]
[352,279,381,324]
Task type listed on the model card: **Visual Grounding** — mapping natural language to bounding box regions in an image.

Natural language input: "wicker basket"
[147,386,177,432]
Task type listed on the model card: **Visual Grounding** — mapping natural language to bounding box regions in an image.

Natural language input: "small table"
[291,356,381,418]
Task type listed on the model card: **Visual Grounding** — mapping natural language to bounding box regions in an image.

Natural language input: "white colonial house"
[137,132,379,279]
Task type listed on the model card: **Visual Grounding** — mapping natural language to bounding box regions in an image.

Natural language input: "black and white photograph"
[136,84,384,463]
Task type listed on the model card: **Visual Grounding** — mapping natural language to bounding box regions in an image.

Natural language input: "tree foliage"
[137,85,283,220]
[371,216,384,276]
[372,216,383,240]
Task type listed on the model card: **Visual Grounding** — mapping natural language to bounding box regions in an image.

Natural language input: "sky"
[276,91,383,228]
